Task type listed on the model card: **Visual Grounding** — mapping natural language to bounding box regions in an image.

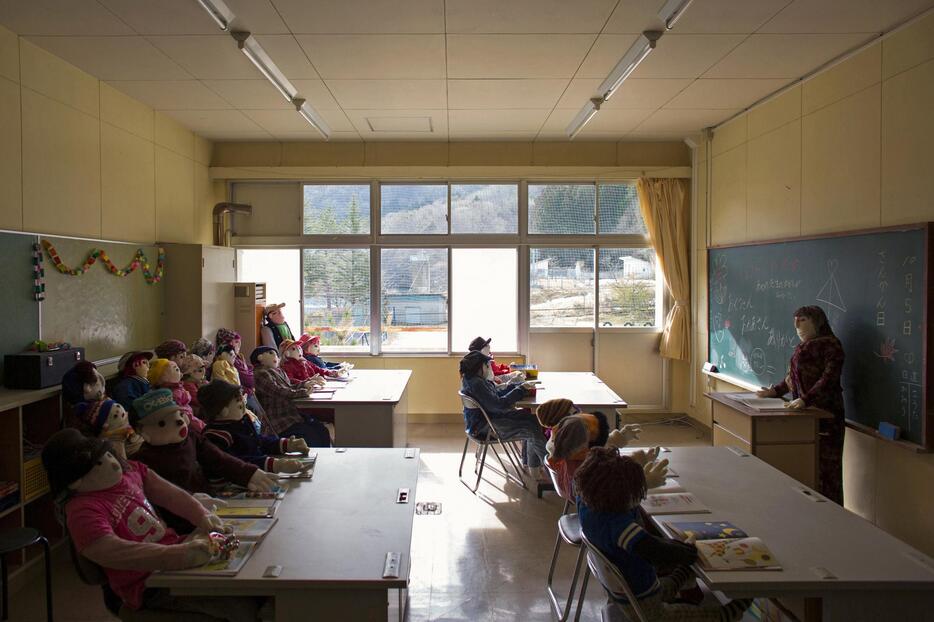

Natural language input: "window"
[599,183,646,235]
[451,184,518,234]
[528,184,595,235]
[236,249,301,331]
[302,249,370,351]
[381,248,448,351]
[451,248,518,352]
[303,184,370,234]
[380,184,447,234]
[599,248,659,327]
[530,248,595,327]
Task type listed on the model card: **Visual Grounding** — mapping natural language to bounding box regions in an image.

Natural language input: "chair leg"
[40,537,52,622]
[459,437,487,494]
[546,535,587,622]
[458,437,470,479]
[1,553,7,622]
[489,443,527,489]
[472,444,489,492]
[573,561,590,622]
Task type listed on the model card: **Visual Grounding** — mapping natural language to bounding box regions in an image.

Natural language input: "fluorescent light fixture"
[658,0,695,29]
[195,0,234,31]
[598,30,661,101]
[566,97,603,139]
[232,31,297,103]
[292,98,331,140]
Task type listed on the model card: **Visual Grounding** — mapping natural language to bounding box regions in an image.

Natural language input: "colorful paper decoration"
[32,243,46,301]
[41,240,165,284]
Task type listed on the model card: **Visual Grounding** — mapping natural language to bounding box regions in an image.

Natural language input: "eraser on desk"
[878,421,900,440]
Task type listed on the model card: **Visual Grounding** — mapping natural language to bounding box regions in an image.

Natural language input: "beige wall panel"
[532,142,617,166]
[194,135,213,165]
[0,23,18,83]
[711,115,746,156]
[746,121,802,241]
[101,124,155,243]
[213,141,282,167]
[392,357,461,415]
[597,331,665,407]
[280,142,365,167]
[748,85,801,139]
[617,142,691,167]
[0,77,22,230]
[21,90,101,238]
[872,439,934,557]
[365,142,448,166]
[160,243,203,344]
[155,145,195,243]
[154,111,194,159]
[19,41,98,118]
[230,182,301,237]
[693,135,707,164]
[882,10,934,79]
[710,145,747,245]
[842,428,877,524]
[340,356,387,370]
[529,332,593,372]
[803,47,881,116]
[449,141,532,166]
[194,163,215,245]
[881,59,934,225]
[100,82,153,141]
[801,85,881,234]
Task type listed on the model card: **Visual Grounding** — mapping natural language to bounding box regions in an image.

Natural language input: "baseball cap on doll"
[468,337,492,352]
[132,388,181,422]
[264,303,286,316]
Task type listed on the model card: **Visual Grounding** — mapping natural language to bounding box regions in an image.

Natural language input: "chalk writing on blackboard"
[816,259,847,312]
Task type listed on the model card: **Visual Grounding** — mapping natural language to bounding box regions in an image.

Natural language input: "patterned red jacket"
[770,335,845,416]
[280,357,334,383]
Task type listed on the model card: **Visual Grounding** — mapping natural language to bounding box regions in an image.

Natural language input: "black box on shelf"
[4,347,86,390]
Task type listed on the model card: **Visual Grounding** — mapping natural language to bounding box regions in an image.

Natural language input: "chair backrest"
[581,531,651,622]
[457,390,500,435]
[68,536,108,585]
[544,459,574,501]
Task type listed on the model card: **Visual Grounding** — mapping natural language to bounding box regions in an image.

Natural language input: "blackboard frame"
[707,222,933,451]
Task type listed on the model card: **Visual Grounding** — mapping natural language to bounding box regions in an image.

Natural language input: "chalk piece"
[335,447,347,453]
[810,566,837,580]
[727,446,749,457]
[263,565,282,578]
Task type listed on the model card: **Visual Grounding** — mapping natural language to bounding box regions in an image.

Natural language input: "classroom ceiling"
[1,0,932,142]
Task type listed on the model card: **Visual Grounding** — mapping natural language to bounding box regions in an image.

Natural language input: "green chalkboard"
[708,224,932,448]
[0,232,40,382]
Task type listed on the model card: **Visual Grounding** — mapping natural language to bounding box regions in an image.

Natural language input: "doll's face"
[231,338,242,354]
[190,364,206,382]
[169,352,188,366]
[218,350,234,363]
[283,345,302,360]
[136,410,188,446]
[69,452,123,493]
[84,370,106,401]
[795,316,818,342]
[268,308,285,324]
[480,344,491,357]
[256,351,279,368]
[133,358,150,379]
[102,403,129,432]
[305,341,320,356]
[217,393,247,422]
[159,361,182,385]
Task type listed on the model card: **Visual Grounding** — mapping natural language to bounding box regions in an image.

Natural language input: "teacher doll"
[757,305,845,504]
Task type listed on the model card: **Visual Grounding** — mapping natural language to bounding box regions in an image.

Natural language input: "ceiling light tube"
[195,0,234,31]
[658,0,695,30]
[598,30,661,101]
[292,97,331,141]
[232,31,297,103]
[566,97,603,139]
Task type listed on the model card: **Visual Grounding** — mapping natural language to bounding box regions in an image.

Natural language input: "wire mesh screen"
[303,185,370,234]
[599,183,647,235]
[530,248,595,327]
[381,248,448,351]
[528,184,596,235]
[381,185,448,234]
[451,184,518,234]
[302,249,370,351]
[598,248,658,327]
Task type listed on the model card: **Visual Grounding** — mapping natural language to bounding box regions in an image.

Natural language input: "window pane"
[381,184,447,234]
[237,249,301,331]
[452,249,518,352]
[530,248,594,327]
[528,184,595,235]
[599,248,658,327]
[381,248,448,351]
[451,184,518,234]
[302,249,370,352]
[599,183,646,235]
[303,185,370,234]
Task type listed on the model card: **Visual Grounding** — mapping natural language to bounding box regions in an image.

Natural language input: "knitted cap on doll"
[535,398,575,428]
[215,328,241,348]
[74,399,119,436]
[147,358,173,386]
[154,339,187,360]
[179,354,204,377]
[197,380,242,422]
[61,361,101,406]
[41,428,109,497]
[551,415,591,462]
[190,337,215,360]
[132,388,180,423]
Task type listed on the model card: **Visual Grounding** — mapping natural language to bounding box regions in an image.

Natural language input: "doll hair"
[215,344,236,359]
[458,351,490,378]
[197,380,243,423]
[573,447,647,513]
[61,361,101,406]
[190,337,216,360]
[535,398,575,428]
[120,352,151,377]
[179,354,205,378]
[550,415,590,462]
[793,305,835,338]
[42,428,112,498]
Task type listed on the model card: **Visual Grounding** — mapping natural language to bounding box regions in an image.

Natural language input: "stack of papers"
[724,392,789,411]
[641,492,710,515]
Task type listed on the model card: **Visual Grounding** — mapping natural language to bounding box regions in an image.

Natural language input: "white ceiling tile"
[759,0,934,34]
[605,0,791,34]
[344,109,448,138]
[271,0,444,33]
[25,36,191,81]
[579,34,745,79]
[449,109,550,132]
[159,109,269,137]
[445,0,618,33]
[451,131,539,140]
[540,107,654,136]
[664,78,789,109]
[447,79,568,109]
[252,35,319,79]
[290,80,342,109]
[625,131,696,140]
[148,35,260,79]
[634,108,737,134]
[328,80,447,109]
[0,0,133,35]
[703,34,870,79]
[295,35,445,79]
[448,35,595,79]
[272,131,361,141]
[202,79,292,109]
[106,80,233,109]
[602,0,667,33]
[556,77,691,108]
[244,108,357,133]
[100,0,289,35]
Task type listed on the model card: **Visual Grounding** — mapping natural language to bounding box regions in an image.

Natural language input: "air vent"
[367,116,433,133]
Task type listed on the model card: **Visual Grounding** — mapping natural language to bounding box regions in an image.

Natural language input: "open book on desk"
[724,393,789,411]
[160,541,256,576]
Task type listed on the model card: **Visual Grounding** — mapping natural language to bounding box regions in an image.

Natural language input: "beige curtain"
[637,177,690,361]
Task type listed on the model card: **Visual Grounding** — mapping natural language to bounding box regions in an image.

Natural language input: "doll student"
[459,350,547,479]
[41,428,261,621]
[112,350,154,420]
[575,447,750,622]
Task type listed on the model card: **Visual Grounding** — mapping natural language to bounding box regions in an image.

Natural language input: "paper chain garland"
[32,243,46,301]
[41,240,166,284]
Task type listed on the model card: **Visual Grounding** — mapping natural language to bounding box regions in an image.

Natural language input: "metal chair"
[544,461,590,622]
[0,528,52,622]
[580,531,650,622]
[457,391,529,493]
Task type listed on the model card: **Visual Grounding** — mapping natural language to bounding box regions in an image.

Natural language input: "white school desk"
[296,369,412,448]
[516,371,629,411]
[149,448,420,622]
[646,447,934,622]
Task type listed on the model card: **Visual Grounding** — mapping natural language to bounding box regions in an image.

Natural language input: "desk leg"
[275,590,388,622]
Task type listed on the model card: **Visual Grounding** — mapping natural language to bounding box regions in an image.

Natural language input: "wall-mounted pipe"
[213,202,252,246]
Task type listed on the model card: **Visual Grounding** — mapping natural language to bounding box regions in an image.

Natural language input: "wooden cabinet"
[161,243,236,345]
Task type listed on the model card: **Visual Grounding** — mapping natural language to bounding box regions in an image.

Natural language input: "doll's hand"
[606,425,641,449]
[311,375,326,387]
[644,459,670,490]
[184,537,214,567]
[192,493,228,513]
[627,446,660,466]
[247,469,278,492]
[286,436,309,454]
[785,398,806,410]
[272,458,303,474]
[195,511,227,535]
[756,387,777,398]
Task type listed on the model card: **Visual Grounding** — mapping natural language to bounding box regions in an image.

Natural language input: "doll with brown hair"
[536,398,642,456]
[575,447,750,622]
[112,351,153,420]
